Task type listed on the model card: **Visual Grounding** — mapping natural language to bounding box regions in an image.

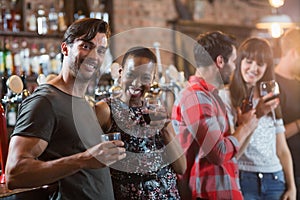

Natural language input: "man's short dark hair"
[194,31,236,68]
[63,18,111,45]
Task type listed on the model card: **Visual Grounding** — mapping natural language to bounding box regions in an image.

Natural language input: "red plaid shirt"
[172,76,243,200]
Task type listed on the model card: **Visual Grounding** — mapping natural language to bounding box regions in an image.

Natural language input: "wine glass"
[259,80,280,124]
[142,97,168,128]
[142,97,168,154]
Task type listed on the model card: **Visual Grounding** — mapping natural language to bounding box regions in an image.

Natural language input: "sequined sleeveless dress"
[104,97,180,200]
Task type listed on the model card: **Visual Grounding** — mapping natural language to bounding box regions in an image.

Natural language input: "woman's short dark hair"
[121,46,157,67]
[63,18,111,45]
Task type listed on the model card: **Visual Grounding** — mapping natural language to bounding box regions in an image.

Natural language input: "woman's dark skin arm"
[161,122,187,175]
[95,101,112,132]
[95,101,187,174]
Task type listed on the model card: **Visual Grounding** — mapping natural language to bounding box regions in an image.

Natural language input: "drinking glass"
[142,97,168,153]
[142,97,168,127]
[259,80,280,124]
[101,132,121,141]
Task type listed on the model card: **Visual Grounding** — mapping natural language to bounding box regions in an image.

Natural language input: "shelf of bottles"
[0,0,67,95]
[0,0,111,128]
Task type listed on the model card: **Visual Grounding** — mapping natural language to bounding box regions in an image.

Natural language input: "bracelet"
[296,120,300,132]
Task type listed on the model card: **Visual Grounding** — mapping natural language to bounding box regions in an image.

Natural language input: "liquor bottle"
[58,11,67,32]
[11,39,21,75]
[1,70,7,100]
[0,4,3,31]
[241,87,254,114]
[0,40,4,73]
[20,40,30,75]
[36,4,48,35]
[3,40,13,76]
[26,65,38,93]
[57,0,67,32]
[20,70,27,90]
[49,46,59,74]
[2,2,12,31]
[12,12,21,32]
[7,103,17,127]
[26,2,36,32]
[48,3,58,33]
[74,10,85,21]
[10,0,21,32]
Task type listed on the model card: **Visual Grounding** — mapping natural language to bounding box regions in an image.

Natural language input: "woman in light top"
[221,37,296,200]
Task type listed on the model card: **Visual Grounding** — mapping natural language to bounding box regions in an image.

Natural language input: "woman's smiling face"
[120,55,155,103]
[241,57,267,86]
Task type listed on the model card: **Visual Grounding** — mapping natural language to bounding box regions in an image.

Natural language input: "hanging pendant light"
[256,0,295,38]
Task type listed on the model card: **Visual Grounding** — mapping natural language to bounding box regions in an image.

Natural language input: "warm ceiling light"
[268,0,285,8]
[270,23,284,38]
[256,14,295,29]
[256,14,296,38]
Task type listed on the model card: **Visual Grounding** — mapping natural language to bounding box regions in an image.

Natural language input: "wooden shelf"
[169,20,256,78]
[169,20,255,43]
[0,31,64,39]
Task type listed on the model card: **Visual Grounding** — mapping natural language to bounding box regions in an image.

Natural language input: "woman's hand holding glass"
[257,80,280,121]
[142,97,168,129]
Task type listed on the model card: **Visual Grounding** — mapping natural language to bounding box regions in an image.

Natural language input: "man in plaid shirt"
[172,31,258,200]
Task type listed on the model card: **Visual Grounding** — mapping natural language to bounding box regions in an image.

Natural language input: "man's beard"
[219,63,232,85]
[70,58,95,83]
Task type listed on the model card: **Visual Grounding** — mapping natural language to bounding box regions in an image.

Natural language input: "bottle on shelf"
[74,10,85,21]
[1,69,7,100]
[0,2,3,31]
[26,2,37,32]
[0,40,4,74]
[36,4,48,35]
[3,39,13,76]
[99,3,109,23]
[241,87,254,114]
[26,65,38,94]
[48,3,58,33]
[49,46,59,74]
[2,1,12,31]
[11,39,21,75]
[38,43,50,75]
[58,11,67,32]
[12,12,21,32]
[57,0,67,32]
[19,39,30,75]
[20,70,27,90]
[10,0,21,32]
[6,102,17,127]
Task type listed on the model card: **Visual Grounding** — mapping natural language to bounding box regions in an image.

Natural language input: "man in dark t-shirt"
[275,27,300,200]
[5,18,126,200]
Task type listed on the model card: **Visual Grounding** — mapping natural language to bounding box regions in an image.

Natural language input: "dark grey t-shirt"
[12,84,114,200]
[276,73,300,177]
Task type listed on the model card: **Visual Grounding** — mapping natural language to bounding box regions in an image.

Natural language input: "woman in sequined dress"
[95,46,186,199]
[220,38,296,200]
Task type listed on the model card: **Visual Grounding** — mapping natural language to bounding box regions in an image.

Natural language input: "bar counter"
[0,183,57,199]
